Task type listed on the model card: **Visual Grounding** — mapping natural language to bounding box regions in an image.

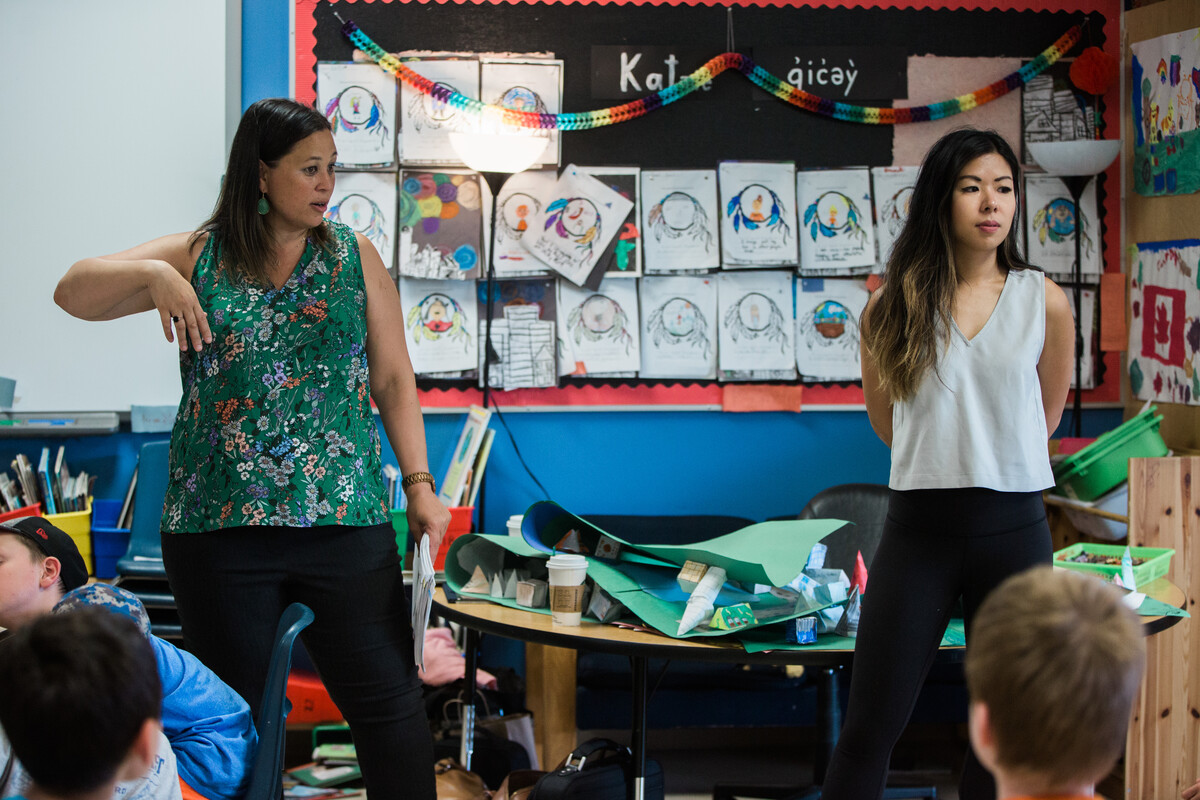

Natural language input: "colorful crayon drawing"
[567,294,633,354]
[324,85,390,146]
[1031,196,1094,258]
[406,293,473,349]
[647,297,712,358]
[399,171,482,280]
[544,197,602,265]
[727,184,791,241]
[1131,27,1200,196]
[799,300,860,352]
[881,185,914,238]
[493,85,549,115]
[408,81,464,133]
[724,292,787,353]
[648,192,714,251]
[499,193,540,242]
[804,191,868,245]
[1129,239,1200,406]
[327,193,389,253]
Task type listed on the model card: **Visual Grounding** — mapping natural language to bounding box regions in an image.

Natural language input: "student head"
[965,567,1145,797]
[0,608,162,797]
[864,127,1033,402]
[195,97,334,284]
[0,516,89,629]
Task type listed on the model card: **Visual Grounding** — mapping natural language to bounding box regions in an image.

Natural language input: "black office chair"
[113,441,181,642]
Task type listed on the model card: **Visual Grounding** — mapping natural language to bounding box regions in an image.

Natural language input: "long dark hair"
[191,98,332,285]
[862,128,1036,402]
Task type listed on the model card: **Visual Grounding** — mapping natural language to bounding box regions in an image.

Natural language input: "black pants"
[819,488,1052,800]
[162,523,436,800]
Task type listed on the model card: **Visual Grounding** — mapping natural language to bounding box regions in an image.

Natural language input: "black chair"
[113,441,181,642]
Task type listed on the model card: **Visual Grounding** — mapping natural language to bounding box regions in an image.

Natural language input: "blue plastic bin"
[91,498,131,579]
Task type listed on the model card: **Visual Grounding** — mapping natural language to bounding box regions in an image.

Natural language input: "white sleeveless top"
[889,268,1054,492]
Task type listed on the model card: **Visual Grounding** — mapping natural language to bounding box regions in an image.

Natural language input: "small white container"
[507,514,524,538]
[546,553,588,626]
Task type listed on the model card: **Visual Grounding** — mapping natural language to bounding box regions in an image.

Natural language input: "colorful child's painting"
[641,170,720,274]
[398,170,483,280]
[795,278,868,382]
[717,270,795,373]
[317,62,396,167]
[399,277,478,374]
[1132,27,1200,196]
[477,280,557,390]
[557,278,641,375]
[1024,175,1101,280]
[522,165,634,287]
[639,275,718,379]
[1129,239,1200,406]
[718,162,798,268]
[578,166,641,279]
[325,171,397,277]
[492,169,556,278]
[871,166,918,273]
[480,58,562,168]
[398,56,479,165]
[797,169,876,275]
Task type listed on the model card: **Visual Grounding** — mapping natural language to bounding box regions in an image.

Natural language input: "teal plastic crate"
[1053,543,1174,586]
[1053,407,1167,501]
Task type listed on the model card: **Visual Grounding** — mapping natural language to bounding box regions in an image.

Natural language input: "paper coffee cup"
[546,553,588,626]
[507,514,524,538]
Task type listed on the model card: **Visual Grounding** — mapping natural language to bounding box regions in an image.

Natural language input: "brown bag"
[492,768,544,800]
[436,757,492,800]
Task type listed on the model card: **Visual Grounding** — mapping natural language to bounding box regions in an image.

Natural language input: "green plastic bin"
[1052,407,1167,501]
[1053,543,1175,586]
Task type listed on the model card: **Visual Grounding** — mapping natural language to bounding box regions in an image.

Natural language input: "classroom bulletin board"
[294,0,1122,411]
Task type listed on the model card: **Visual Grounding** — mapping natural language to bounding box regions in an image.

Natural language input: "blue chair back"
[241,602,315,800]
[116,440,170,574]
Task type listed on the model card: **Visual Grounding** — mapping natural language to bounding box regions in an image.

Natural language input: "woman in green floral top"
[55,98,448,799]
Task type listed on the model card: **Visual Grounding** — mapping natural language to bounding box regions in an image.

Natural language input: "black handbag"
[531,738,664,800]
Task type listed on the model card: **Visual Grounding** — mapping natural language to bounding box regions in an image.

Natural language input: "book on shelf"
[465,427,496,507]
[438,405,492,508]
[36,448,57,515]
[118,467,138,529]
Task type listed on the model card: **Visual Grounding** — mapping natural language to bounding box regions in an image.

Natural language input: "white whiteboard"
[0,0,238,412]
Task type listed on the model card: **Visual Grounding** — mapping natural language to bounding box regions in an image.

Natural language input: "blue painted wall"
[2,0,1124,538]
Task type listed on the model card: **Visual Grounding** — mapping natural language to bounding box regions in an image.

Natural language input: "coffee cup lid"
[547,553,588,569]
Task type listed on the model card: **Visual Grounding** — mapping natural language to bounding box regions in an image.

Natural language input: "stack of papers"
[412,535,436,668]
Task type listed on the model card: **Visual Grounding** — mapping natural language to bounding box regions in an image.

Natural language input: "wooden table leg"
[525,641,577,769]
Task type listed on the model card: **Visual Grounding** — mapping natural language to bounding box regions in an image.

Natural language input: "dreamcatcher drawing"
[407,81,464,132]
[727,184,791,241]
[324,85,391,147]
[880,185,915,237]
[724,292,788,353]
[567,294,633,354]
[498,192,540,242]
[648,192,714,251]
[803,191,869,245]
[1031,197,1094,257]
[798,300,861,353]
[406,293,473,350]
[327,193,389,253]
[493,85,550,115]
[647,297,711,358]
[544,197,601,265]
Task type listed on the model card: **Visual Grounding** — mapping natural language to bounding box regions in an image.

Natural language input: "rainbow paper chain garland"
[343,20,1081,129]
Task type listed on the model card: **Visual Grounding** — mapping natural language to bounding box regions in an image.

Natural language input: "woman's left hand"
[406,484,451,563]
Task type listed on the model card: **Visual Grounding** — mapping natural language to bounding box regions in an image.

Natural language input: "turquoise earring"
[257,193,270,215]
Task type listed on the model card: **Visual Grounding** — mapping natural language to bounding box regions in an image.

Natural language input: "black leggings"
[162,523,436,800]
[819,488,1052,800]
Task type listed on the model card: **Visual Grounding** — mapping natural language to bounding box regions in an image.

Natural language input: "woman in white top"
[820,128,1074,800]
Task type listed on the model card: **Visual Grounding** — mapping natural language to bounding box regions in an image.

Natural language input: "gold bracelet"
[401,471,436,494]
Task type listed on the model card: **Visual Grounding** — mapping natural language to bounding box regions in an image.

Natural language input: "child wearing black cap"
[0,516,89,631]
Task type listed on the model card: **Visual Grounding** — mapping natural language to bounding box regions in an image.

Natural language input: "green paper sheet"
[1137,594,1190,618]
[738,618,967,653]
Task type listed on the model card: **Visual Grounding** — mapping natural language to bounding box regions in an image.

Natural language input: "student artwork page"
[719,162,798,268]
[398,170,483,280]
[325,171,397,276]
[870,166,919,273]
[1024,174,1101,281]
[1022,63,1094,152]
[557,277,641,375]
[795,278,868,382]
[398,56,479,165]
[1128,239,1200,406]
[1063,287,1096,390]
[523,165,635,287]
[717,271,796,374]
[480,58,563,168]
[1131,27,1200,196]
[478,280,558,390]
[641,170,720,273]
[639,275,718,379]
[492,170,556,278]
[317,62,396,167]
[797,168,876,275]
[578,167,642,278]
[399,277,479,374]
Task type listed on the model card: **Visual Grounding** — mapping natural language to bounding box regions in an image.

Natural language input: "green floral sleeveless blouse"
[161,221,389,533]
